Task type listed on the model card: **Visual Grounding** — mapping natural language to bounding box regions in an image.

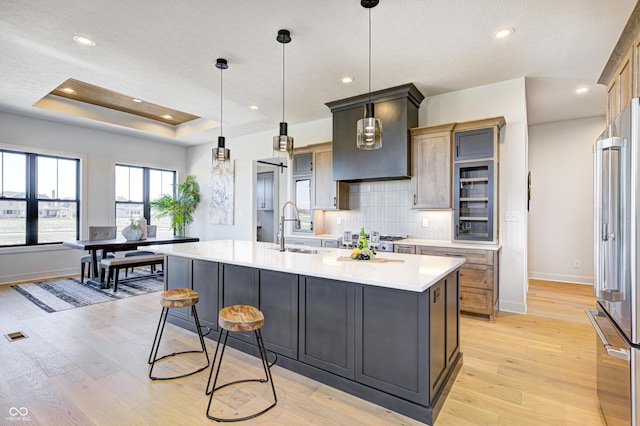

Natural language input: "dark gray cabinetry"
[221,264,259,344]
[192,259,219,331]
[454,127,494,161]
[445,271,459,365]
[293,152,313,175]
[355,285,428,404]
[165,255,191,321]
[258,269,298,359]
[165,256,220,332]
[326,83,424,182]
[299,276,355,379]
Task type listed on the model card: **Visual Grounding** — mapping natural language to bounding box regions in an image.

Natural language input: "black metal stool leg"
[205,328,278,422]
[148,305,210,381]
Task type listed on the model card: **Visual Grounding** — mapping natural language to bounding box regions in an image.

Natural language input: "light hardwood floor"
[0,278,605,425]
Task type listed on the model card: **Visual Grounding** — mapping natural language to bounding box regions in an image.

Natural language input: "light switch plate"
[422,217,429,227]
[505,211,521,222]
[336,216,342,225]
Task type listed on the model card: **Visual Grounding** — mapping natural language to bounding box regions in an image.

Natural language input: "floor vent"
[4,331,28,342]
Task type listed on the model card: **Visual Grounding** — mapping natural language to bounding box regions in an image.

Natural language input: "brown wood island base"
[161,249,463,424]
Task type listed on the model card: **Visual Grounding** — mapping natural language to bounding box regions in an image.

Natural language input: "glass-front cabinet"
[454,161,494,241]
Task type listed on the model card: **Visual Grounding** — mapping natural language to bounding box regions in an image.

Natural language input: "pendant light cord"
[220,66,223,137]
[282,42,286,122]
[368,5,372,104]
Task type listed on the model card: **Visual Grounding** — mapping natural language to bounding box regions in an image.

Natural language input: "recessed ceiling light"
[493,27,515,39]
[161,114,173,120]
[72,34,96,46]
[132,98,142,103]
[575,87,589,94]
[341,77,354,84]
[249,105,259,110]
[60,87,76,94]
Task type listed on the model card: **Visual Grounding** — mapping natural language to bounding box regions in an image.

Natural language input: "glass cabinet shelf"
[454,160,494,242]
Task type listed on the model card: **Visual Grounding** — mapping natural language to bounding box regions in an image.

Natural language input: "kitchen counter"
[149,240,464,292]
[152,239,463,424]
[398,238,502,251]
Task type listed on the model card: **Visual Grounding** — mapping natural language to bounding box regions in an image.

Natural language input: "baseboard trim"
[528,272,593,285]
[0,268,79,286]
[499,300,526,314]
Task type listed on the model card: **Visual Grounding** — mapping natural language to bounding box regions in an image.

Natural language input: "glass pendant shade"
[356,102,382,150]
[273,121,294,158]
[213,136,230,169]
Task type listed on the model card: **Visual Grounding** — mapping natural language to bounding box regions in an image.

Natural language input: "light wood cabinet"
[599,8,640,123]
[410,124,454,210]
[313,148,349,210]
[416,245,500,322]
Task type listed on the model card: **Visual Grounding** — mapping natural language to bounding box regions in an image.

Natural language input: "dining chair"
[80,226,117,283]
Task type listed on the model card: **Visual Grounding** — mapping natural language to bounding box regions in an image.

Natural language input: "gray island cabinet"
[152,240,464,424]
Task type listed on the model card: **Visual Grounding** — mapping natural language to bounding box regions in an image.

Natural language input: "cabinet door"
[322,239,339,248]
[413,131,451,209]
[355,285,428,404]
[454,161,495,242]
[445,271,459,365]
[454,128,494,161]
[259,270,298,359]
[165,256,191,321]
[293,152,313,175]
[257,172,273,211]
[299,276,355,379]
[192,260,219,331]
[429,280,447,401]
[313,149,349,210]
[221,264,259,344]
[293,176,313,232]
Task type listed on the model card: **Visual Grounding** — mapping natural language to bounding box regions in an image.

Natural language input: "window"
[115,164,176,236]
[0,149,79,246]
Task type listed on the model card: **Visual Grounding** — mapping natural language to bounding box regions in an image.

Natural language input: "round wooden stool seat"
[161,288,199,308]
[219,305,264,332]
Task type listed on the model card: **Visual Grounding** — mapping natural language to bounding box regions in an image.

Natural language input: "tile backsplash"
[321,180,453,240]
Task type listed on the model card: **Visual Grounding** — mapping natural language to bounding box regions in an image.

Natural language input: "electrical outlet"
[574,260,581,268]
[336,216,342,225]
[422,217,429,227]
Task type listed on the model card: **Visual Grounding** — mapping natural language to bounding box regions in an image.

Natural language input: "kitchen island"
[149,240,465,424]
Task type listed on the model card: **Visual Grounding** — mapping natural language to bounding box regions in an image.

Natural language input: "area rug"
[11,271,163,313]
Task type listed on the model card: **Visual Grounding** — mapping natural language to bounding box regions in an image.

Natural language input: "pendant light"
[273,29,294,158]
[213,58,230,169]
[357,0,382,150]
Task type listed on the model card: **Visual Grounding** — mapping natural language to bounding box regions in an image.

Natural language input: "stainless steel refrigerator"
[587,97,640,425]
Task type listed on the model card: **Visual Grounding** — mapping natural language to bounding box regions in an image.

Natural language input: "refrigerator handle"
[602,222,608,241]
[585,309,630,361]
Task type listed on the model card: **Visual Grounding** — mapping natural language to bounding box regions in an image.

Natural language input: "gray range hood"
[325,83,424,182]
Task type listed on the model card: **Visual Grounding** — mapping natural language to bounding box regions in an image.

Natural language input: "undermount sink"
[269,247,327,254]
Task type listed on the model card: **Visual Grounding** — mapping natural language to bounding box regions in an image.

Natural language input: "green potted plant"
[149,175,200,237]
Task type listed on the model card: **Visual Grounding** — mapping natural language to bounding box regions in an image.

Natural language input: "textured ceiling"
[0,0,636,146]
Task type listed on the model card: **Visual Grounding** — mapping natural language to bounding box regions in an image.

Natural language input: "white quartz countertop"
[148,240,465,293]
[397,239,502,251]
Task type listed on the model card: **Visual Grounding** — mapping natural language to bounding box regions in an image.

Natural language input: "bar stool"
[148,288,210,380]
[205,304,278,422]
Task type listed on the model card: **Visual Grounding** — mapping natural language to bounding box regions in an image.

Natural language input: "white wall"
[528,116,604,284]
[0,111,188,284]
[422,78,529,314]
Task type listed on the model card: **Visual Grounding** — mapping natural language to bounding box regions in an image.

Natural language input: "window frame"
[0,148,80,246]
[114,163,176,233]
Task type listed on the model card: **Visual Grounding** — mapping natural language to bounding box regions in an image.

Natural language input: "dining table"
[63,235,200,282]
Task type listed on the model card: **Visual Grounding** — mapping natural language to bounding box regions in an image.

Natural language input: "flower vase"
[122,225,143,241]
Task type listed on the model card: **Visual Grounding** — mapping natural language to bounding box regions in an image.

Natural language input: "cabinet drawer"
[417,246,493,265]
[460,264,493,290]
[394,244,416,254]
[460,287,492,315]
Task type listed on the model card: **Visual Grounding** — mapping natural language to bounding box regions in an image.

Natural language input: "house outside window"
[0,149,79,246]
[115,164,176,236]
